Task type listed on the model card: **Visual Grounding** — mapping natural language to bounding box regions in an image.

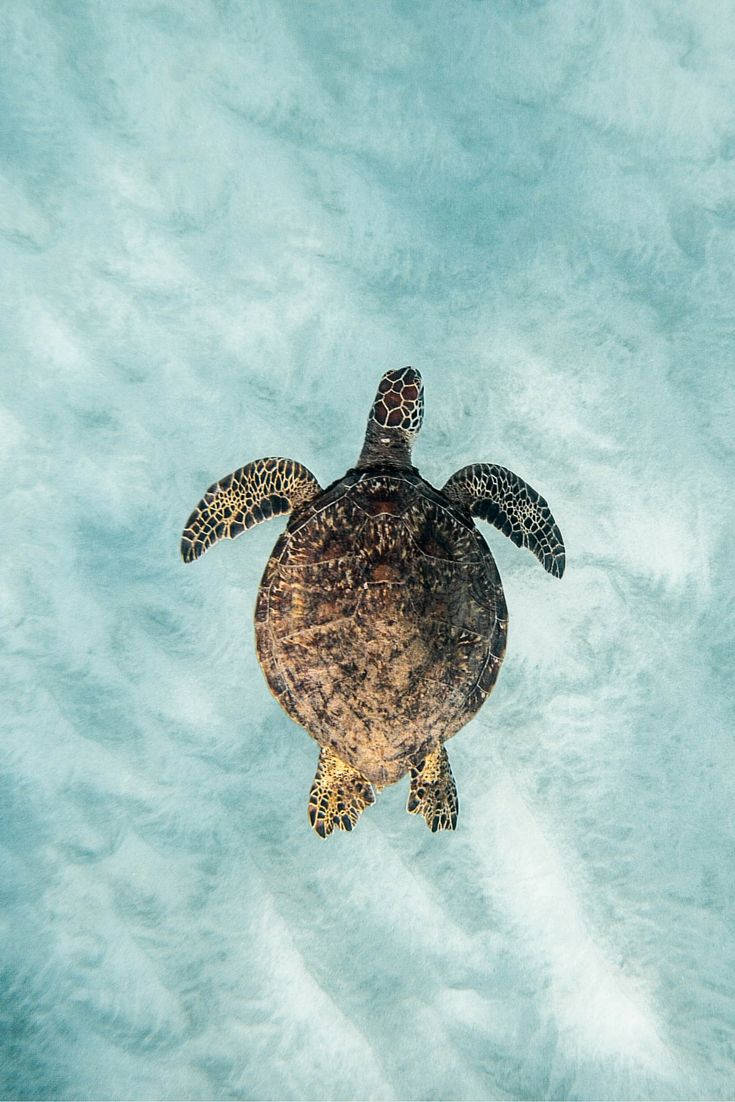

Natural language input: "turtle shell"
[254,467,508,786]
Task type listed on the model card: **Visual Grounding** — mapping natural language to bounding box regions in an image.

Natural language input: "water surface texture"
[2,2,734,1099]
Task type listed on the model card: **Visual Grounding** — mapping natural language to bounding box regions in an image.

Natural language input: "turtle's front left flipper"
[443,463,565,577]
[181,458,322,563]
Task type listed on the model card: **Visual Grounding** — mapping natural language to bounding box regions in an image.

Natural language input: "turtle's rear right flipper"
[407,745,458,832]
[181,458,321,562]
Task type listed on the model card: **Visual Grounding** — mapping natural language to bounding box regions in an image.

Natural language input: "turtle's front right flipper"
[442,463,565,578]
[181,458,322,562]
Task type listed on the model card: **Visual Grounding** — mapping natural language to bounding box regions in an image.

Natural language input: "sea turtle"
[181,367,564,836]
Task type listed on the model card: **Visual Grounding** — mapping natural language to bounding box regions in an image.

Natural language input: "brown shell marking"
[255,470,508,787]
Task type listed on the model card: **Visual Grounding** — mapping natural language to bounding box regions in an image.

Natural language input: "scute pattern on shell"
[255,468,508,786]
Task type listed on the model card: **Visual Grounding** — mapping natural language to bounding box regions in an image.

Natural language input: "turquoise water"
[2,2,733,1099]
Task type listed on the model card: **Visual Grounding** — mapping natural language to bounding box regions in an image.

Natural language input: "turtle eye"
[369,367,424,434]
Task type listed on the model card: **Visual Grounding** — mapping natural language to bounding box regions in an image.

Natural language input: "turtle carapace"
[181,367,565,837]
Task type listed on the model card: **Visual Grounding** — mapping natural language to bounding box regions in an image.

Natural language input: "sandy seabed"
[2,3,733,1099]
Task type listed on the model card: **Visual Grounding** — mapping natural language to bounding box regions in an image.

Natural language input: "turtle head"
[357,367,424,469]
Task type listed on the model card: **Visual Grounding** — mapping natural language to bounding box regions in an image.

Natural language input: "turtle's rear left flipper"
[442,463,565,578]
[308,747,376,837]
[181,458,321,562]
